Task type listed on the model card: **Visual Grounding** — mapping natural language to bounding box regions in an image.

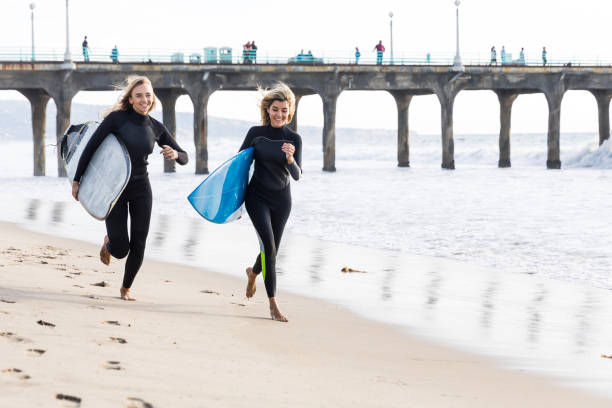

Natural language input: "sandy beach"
[1,221,611,407]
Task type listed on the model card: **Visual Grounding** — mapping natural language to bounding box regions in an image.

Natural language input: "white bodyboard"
[62,121,131,220]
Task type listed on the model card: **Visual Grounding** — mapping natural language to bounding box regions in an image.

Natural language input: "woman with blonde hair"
[71,75,188,300]
[239,83,302,322]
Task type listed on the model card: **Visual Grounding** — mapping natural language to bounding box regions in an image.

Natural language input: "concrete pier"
[390,91,413,167]
[545,90,564,169]
[2,62,612,175]
[496,91,518,168]
[592,90,611,145]
[321,91,338,172]
[156,88,184,173]
[287,93,302,133]
[53,94,73,177]
[190,88,212,175]
[18,89,50,176]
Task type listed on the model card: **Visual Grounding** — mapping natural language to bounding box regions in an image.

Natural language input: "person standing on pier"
[542,46,547,66]
[110,45,119,63]
[355,47,361,64]
[240,83,302,322]
[374,40,385,65]
[82,36,89,62]
[490,46,497,65]
[243,41,251,64]
[519,47,525,65]
[71,76,189,301]
[250,41,258,63]
[501,46,506,65]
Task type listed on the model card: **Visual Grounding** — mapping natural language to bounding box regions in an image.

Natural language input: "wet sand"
[1,221,611,407]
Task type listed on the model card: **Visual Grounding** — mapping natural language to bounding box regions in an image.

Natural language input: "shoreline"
[1,221,611,407]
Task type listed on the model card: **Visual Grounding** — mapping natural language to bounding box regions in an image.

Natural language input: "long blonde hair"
[258,83,295,126]
[105,75,156,117]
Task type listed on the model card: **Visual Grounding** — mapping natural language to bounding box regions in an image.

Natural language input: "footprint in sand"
[230,302,246,307]
[125,397,154,408]
[0,299,16,304]
[103,361,123,370]
[82,294,100,300]
[73,284,84,288]
[200,290,220,295]
[55,393,82,407]
[91,281,109,287]
[2,368,31,381]
[110,337,127,344]
[27,348,46,356]
[1,332,29,343]
[104,320,120,326]
[37,320,56,328]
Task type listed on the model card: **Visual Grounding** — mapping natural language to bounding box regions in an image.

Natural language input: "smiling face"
[267,100,290,128]
[129,83,154,115]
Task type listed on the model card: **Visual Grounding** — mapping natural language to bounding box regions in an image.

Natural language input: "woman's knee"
[110,240,130,259]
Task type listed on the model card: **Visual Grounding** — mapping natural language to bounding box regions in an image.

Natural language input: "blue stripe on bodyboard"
[187,147,254,224]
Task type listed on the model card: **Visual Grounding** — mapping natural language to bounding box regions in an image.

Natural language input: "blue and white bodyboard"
[188,147,254,224]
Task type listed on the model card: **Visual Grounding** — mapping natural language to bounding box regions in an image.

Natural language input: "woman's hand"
[71,181,80,201]
[281,143,295,164]
[160,145,178,160]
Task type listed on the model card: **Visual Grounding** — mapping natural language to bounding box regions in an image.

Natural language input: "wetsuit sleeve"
[156,123,188,165]
[73,113,118,182]
[288,135,302,181]
[239,127,257,152]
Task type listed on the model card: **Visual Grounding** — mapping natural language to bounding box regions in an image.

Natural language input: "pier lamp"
[389,11,394,64]
[29,3,35,61]
[452,0,464,71]
[63,0,72,62]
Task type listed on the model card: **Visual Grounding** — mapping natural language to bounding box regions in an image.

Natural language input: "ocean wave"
[564,139,612,168]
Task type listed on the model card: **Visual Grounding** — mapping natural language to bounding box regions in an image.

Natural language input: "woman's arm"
[284,136,302,181]
[239,127,257,152]
[73,113,118,183]
[157,124,188,165]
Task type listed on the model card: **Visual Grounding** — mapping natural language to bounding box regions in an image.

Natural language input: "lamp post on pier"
[389,11,394,64]
[29,3,35,61]
[63,0,72,62]
[452,0,464,71]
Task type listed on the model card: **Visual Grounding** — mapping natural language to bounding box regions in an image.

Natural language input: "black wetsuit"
[239,125,302,298]
[74,107,188,288]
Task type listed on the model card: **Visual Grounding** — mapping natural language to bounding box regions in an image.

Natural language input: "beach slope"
[0,222,609,407]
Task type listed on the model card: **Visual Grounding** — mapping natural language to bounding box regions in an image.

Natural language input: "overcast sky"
[1,0,610,134]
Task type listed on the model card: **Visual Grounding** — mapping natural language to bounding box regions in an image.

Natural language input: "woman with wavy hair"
[71,75,188,300]
[239,83,302,322]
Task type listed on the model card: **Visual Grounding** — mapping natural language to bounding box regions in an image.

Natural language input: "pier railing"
[1,47,609,67]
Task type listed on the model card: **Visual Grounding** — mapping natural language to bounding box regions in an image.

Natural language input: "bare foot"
[245,267,256,298]
[120,287,136,301]
[99,236,110,266]
[269,298,288,322]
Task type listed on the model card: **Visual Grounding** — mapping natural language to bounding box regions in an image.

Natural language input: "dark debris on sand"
[126,397,154,408]
[37,320,56,327]
[56,393,82,403]
[341,266,367,273]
